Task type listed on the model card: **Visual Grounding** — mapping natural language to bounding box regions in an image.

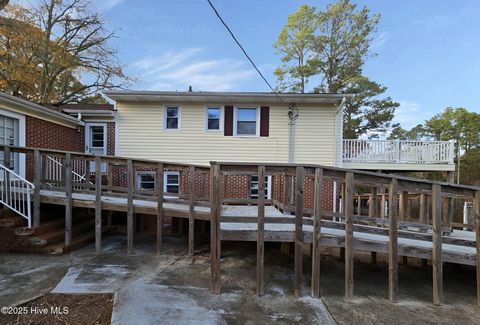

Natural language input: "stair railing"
[0,164,34,227]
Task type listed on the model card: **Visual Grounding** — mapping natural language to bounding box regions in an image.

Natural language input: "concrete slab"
[0,235,478,324]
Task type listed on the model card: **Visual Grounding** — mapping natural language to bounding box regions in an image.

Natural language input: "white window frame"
[163,106,181,131]
[164,171,180,196]
[250,175,272,200]
[136,171,156,191]
[204,106,223,132]
[85,122,108,155]
[233,106,260,137]
[0,108,25,178]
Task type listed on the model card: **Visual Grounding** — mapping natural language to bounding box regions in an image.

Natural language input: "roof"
[0,92,84,127]
[48,103,115,112]
[103,90,353,105]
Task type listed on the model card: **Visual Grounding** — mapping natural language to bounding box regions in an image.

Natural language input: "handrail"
[342,139,455,165]
[0,164,34,227]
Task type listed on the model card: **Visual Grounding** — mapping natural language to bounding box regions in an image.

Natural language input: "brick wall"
[25,116,84,181]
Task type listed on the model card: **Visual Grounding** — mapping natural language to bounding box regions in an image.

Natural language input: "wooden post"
[432,184,443,305]
[188,166,195,255]
[419,193,427,224]
[156,164,164,255]
[369,188,378,263]
[127,160,134,255]
[311,168,323,298]
[474,191,480,307]
[33,150,41,228]
[284,173,292,208]
[388,179,398,303]
[399,191,407,222]
[95,155,102,253]
[294,166,304,297]
[356,195,361,215]
[380,193,386,219]
[106,162,113,226]
[345,172,354,300]
[64,153,72,249]
[257,165,265,295]
[210,163,221,294]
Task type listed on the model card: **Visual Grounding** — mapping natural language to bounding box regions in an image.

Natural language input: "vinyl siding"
[116,102,338,166]
[294,106,337,165]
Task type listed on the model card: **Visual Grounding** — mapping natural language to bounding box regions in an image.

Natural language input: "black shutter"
[224,106,233,136]
[260,106,269,137]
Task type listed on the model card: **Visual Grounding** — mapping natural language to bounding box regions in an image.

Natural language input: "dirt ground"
[1,293,113,325]
[0,233,478,324]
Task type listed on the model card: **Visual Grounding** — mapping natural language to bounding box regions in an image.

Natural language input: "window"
[250,175,271,200]
[164,171,180,194]
[137,172,155,191]
[235,107,258,136]
[90,126,105,148]
[165,106,179,130]
[206,107,220,130]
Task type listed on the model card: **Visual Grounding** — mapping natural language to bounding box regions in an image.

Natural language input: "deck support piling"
[345,172,354,300]
[188,166,195,255]
[369,188,378,263]
[156,164,164,255]
[256,165,265,295]
[127,160,134,255]
[33,150,41,228]
[210,164,221,294]
[95,156,102,253]
[65,153,72,250]
[294,166,304,297]
[311,168,323,298]
[474,191,480,307]
[388,179,398,303]
[432,184,443,305]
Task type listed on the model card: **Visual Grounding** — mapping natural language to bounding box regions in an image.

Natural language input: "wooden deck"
[0,144,479,306]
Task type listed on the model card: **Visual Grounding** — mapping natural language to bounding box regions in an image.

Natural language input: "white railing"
[343,139,455,164]
[0,164,34,227]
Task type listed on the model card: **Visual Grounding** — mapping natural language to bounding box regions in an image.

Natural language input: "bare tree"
[0,1,131,104]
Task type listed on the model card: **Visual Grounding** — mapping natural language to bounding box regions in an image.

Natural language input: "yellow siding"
[294,106,337,165]
[116,102,337,166]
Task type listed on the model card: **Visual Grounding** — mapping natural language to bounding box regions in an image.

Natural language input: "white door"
[0,115,19,172]
[85,123,107,173]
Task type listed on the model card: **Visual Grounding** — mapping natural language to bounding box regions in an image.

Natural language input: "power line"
[205,0,284,103]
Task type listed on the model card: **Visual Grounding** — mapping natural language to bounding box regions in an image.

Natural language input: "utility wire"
[205,0,285,103]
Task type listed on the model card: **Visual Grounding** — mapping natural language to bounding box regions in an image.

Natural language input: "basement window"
[164,171,180,195]
[250,175,271,200]
[164,106,180,130]
[137,172,155,191]
[235,107,258,136]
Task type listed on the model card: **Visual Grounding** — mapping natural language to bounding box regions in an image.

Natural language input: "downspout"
[333,97,347,214]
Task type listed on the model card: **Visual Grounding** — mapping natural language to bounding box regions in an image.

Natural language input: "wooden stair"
[0,207,113,254]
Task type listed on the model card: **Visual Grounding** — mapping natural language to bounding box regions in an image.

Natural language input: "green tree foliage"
[274,0,398,139]
[0,1,130,105]
[391,107,480,185]
[274,5,316,93]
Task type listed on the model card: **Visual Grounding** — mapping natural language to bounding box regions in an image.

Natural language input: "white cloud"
[130,48,256,92]
[372,32,388,50]
[394,101,423,128]
[92,0,125,12]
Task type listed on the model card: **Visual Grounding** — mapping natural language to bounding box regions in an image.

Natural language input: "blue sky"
[15,0,480,129]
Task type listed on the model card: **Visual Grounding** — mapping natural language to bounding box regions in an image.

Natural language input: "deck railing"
[343,139,455,164]
[211,161,480,305]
